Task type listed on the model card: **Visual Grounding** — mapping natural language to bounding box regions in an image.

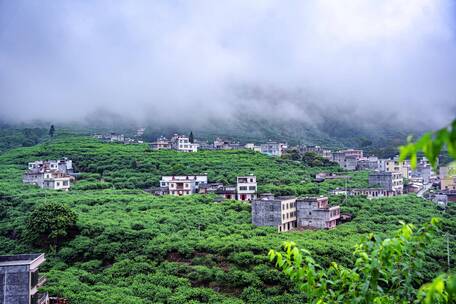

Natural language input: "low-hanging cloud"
[0,0,455,128]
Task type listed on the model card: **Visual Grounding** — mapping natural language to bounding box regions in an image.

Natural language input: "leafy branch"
[399,119,456,169]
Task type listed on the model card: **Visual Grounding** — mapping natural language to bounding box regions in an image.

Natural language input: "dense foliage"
[0,134,454,303]
[25,202,78,249]
[270,219,455,303]
[0,126,48,153]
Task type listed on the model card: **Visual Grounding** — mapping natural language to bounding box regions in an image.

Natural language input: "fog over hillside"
[1,0,455,130]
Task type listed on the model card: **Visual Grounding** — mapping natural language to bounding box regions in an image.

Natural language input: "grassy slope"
[0,135,454,303]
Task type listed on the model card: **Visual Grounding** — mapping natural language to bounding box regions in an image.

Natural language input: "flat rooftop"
[0,254,44,267]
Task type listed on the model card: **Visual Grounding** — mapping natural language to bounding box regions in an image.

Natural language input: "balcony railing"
[31,292,49,304]
[37,275,47,288]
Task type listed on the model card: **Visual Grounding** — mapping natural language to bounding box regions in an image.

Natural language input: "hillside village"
[91,130,456,205]
[2,129,454,304]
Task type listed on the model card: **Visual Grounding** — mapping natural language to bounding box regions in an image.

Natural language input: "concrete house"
[0,253,48,304]
[215,185,238,200]
[160,175,208,196]
[252,196,340,232]
[348,188,397,199]
[170,134,198,152]
[368,171,403,194]
[150,136,172,150]
[440,165,456,191]
[251,196,298,232]
[378,158,409,179]
[23,159,73,191]
[356,156,379,170]
[332,149,364,170]
[236,176,257,201]
[109,133,125,142]
[299,145,333,160]
[296,197,340,229]
[260,142,286,157]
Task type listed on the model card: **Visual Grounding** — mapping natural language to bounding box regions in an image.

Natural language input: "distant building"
[160,175,207,196]
[23,159,73,191]
[136,128,145,136]
[299,145,332,160]
[28,158,73,175]
[215,185,238,200]
[194,140,213,150]
[252,196,340,232]
[368,171,403,194]
[251,196,298,232]
[213,138,240,150]
[315,172,351,182]
[170,134,198,152]
[245,143,261,152]
[150,136,172,150]
[0,253,48,304]
[440,165,456,191]
[332,149,363,170]
[348,188,397,199]
[356,156,379,170]
[296,197,340,229]
[260,141,287,157]
[378,159,409,179]
[108,133,125,142]
[236,176,257,201]
[432,194,448,208]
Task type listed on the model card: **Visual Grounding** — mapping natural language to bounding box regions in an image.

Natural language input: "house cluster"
[93,133,144,144]
[150,134,288,156]
[150,134,198,152]
[22,158,74,191]
[252,195,340,232]
[150,174,258,201]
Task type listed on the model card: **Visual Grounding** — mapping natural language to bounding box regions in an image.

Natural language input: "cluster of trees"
[0,126,48,152]
[282,149,337,167]
[0,133,453,303]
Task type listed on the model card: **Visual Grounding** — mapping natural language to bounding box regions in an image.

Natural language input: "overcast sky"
[0,0,455,127]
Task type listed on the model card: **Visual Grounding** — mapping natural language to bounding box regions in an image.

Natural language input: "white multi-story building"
[171,135,198,152]
[160,175,208,196]
[150,136,172,150]
[260,142,286,157]
[42,171,71,191]
[24,158,73,191]
[23,169,71,191]
[236,175,257,201]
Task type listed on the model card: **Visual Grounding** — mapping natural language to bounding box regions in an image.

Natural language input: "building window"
[239,186,247,191]
[249,186,256,191]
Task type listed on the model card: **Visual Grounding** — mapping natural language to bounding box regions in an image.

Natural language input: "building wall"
[251,200,282,227]
[296,198,340,229]
[441,177,456,190]
[0,264,30,304]
[368,172,403,194]
[251,197,296,232]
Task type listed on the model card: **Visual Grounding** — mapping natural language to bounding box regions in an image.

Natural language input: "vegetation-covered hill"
[0,135,454,303]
